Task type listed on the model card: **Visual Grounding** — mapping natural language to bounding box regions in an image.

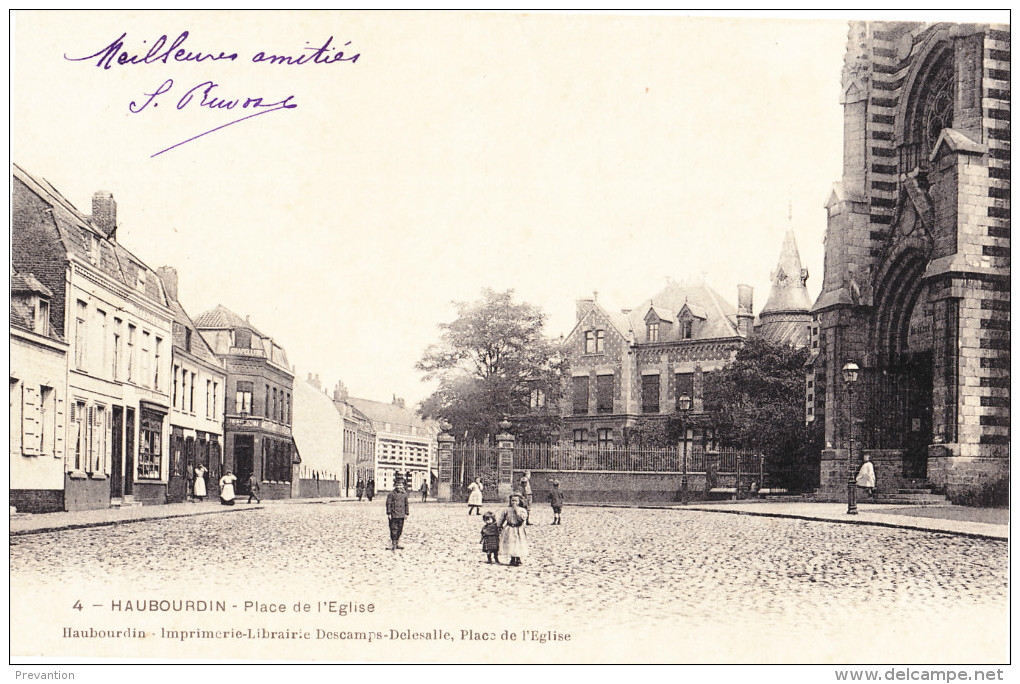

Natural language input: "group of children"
[478,478,564,566]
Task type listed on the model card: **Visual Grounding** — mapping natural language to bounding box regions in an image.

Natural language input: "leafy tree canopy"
[703,336,819,488]
[417,288,565,441]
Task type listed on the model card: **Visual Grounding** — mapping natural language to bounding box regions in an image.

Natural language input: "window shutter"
[54,397,65,460]
[22,386,40,456]
[105,408,113,473]
[88,405,97,470]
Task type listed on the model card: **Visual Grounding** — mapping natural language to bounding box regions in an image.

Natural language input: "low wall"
[64,472,109,511]
[297,478,341,498]
[133,481,166,505]
[519,470,754,505]
[10,488,63,513]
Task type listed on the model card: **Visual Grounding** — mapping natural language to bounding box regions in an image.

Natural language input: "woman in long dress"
[193,464,208,501]
[498,492,528,566]
[219,471,237,506]
[466,477,483,515]
[856,454,876,499]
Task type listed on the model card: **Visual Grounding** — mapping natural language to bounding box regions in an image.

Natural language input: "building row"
[10,165,437,512]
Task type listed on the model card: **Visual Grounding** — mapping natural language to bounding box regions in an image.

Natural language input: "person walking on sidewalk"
[247,473,262,504]
[219,471,237,506]
[856,454,876,499]
[420,479,429,503]
[356,478,365,501]
[385,482,410,550]
[366,478,376,502]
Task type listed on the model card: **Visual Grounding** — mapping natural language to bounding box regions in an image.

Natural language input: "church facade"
[811,22,1010,501]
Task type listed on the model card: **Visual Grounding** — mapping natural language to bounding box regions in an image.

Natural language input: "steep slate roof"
[627,282,739,343]
[347,397,432,432]
[167,298,222,367]
[193,303,290,369]
[192,304,266,336]
[12,164,168,309]
[760,230,813,315]
[11,272,53,297]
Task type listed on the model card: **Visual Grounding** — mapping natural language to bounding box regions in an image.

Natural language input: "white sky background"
[11,11,1001,408]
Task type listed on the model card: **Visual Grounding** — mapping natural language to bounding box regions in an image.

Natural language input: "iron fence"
[512,443,759,474]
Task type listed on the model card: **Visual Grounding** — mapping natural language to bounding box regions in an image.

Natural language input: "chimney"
[737,284,754,337]
[92,192,117,240]
[333,381,349,403]
[307,373,321,389]
[576,298,595,322]
[156,266,178,301]
[392,395,405,409]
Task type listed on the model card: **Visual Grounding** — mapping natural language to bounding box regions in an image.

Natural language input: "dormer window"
[33,298,50,336]
[234,328,252,349]
[647,321,660,342]
[681,320,693,340]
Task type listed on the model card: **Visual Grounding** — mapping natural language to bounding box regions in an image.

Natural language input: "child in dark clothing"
[549,479,564,525]
[480,511,501,564]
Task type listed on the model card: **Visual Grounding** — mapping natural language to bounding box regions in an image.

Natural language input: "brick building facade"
[195,305,298,499]
[13,166,174,510]
[561,234,814,452]
[811,22,1010,500]
[562,281,750,451]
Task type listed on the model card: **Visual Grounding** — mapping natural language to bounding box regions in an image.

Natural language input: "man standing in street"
[385,481,409,551]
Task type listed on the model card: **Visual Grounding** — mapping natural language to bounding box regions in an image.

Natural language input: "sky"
[11,10,1001,408]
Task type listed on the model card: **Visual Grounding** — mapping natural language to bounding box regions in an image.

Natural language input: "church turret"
[758,230,813,347]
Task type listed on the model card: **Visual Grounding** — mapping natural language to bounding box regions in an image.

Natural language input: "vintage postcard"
[9,9,1010,674]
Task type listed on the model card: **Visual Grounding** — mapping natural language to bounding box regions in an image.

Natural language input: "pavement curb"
[10,505,264,537]
[579,502,1008,541]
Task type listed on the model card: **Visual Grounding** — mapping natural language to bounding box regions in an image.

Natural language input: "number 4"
[73,600,83,611]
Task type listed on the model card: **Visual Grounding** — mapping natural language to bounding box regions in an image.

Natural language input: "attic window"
[584,330,605,354]
[681,320,693,340]
[185,328,192,353]
[234,328,252,349]
[35,299,50,336]
[647,321,659,342]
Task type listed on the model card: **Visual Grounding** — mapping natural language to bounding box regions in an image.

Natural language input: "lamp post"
[841,362,860,515]
[678,393,692,505]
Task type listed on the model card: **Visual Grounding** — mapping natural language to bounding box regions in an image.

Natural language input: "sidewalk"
[623,501,1009,541]
[8,496,353,536]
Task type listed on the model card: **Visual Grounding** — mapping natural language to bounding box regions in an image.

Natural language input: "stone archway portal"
[871,253,934,478]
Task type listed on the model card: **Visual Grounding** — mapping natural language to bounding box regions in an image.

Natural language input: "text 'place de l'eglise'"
[10,20,1010,515]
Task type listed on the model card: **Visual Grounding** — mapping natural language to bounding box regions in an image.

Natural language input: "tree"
[417,288,566,441]
[702,336,819,490]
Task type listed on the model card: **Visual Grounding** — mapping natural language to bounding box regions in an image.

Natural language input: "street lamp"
[677,393,692,505]
[841,362,860,515]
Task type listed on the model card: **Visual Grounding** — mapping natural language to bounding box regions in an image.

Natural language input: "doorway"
[234,435,254,495]
[110,407,124,498]
[124,407,136,495]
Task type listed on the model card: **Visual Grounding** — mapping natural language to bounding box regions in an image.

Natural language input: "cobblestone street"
[10,502,1008,663]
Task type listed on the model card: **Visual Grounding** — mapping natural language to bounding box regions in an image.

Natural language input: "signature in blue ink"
[130,79,297,157]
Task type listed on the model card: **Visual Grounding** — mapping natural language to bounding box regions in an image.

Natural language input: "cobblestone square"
[10,502,1008,663]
